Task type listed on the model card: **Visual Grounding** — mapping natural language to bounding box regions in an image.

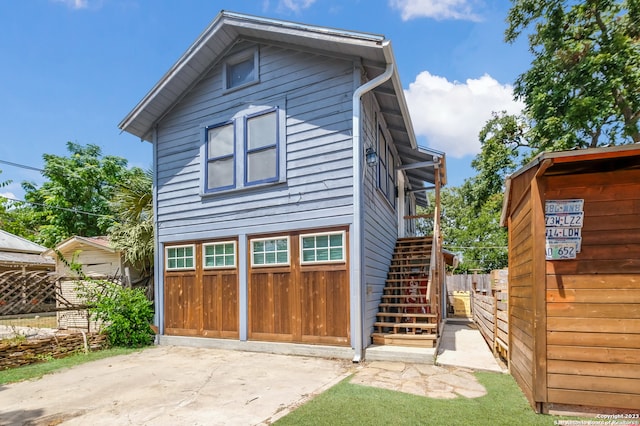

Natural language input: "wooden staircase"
[371,236,439,348]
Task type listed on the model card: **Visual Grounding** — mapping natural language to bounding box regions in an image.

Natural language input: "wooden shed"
[500,144,640,414]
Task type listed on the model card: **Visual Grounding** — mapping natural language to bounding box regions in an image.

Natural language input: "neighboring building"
[0,229,54,273]
[47,236,144,331]
[119,11,447,361]
[501,144,640,414]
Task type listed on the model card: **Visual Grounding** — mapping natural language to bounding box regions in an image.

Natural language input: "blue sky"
[0,0,529,201]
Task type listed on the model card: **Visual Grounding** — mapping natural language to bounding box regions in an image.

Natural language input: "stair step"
[376,312,437,319]
[383,286,431,292]
[371,333,437,348]
[379,303,431,309]
[374,321,437,329]
[381,295,428,301]
[396,237,433,242]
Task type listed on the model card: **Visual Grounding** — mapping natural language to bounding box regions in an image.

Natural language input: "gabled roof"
[119,10,445,202]
[0,230,48,254]
[48,236,117,256]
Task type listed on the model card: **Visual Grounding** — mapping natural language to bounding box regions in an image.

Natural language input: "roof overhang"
[397,146,446,206]
[119,10,444,200]
[500,144,640,226]
[46,236,116,257]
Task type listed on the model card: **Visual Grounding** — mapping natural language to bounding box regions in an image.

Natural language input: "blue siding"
[360,92,401,345]
[154,42,356,242]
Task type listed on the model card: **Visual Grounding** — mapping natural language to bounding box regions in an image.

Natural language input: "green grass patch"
[0,347,141,385]
[276,371,573,426]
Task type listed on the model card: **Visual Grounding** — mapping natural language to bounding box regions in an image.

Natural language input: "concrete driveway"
[0,346,351,426]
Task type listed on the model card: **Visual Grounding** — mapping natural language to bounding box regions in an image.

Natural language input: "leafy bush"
[79,281,154,347]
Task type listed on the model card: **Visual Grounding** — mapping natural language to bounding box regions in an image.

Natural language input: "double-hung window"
[206,122,235,191]
[204,105,283,194]
[245,109,278,185]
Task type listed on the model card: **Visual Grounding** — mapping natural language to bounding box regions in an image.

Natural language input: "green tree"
[108,168,154,276]
[506,0,640,149]
[21,142,133,247]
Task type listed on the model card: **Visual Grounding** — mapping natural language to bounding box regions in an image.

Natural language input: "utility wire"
[0,194,113,219]
[0,159,44,173]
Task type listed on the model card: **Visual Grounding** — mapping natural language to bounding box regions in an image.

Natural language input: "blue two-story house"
[120,11,447,362]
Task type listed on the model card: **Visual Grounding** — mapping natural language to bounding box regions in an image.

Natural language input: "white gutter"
[352,58,394,363]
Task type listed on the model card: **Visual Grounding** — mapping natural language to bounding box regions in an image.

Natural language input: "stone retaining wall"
[0,332,108,370]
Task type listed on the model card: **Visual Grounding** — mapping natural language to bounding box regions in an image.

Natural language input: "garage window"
[203,241,236,269]
[251,236,289,266]
[300,231,345,264]
[166,245,195,270]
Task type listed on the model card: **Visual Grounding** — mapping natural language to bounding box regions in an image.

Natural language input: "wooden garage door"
[248,228,350,345]
[164,240,239,338]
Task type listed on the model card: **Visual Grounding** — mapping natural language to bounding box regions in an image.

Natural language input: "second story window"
[246,110,278,185]
[224,48,259,91]
[207,122,235,191]
[204,105,284,194]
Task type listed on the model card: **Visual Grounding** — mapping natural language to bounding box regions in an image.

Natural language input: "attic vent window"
[224,48,259,91]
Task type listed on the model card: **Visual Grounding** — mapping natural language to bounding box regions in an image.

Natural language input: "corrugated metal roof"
[0,251,55,266]
[0,230,48,254]
[119,10,446,198]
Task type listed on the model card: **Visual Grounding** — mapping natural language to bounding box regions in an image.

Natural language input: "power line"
[0,159,44,173]
[0,194,113,219]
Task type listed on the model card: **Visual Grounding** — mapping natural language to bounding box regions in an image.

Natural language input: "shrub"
[79,281,154,347]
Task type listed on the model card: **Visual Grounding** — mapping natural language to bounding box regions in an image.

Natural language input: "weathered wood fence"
[471,282,509,362]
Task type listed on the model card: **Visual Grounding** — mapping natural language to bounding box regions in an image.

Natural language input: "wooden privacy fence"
[445,274,490,317]
[471,282,509,362]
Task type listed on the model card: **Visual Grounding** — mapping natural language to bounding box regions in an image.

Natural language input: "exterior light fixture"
[365,147,378,167]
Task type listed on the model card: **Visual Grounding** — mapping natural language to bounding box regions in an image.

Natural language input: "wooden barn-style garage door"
[164,239,239,338]
[248,227,350,345]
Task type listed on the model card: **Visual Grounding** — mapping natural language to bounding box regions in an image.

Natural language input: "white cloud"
[404,71,524,157]
[389,0,482,21]
[52,0,89,9]
[278,0,317,13]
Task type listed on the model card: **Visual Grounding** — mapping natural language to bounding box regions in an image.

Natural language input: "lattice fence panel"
[0,270,61,315]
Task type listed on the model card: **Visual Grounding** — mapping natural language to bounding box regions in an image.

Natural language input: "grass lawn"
[0,347,141,385]
[276,371,580,426]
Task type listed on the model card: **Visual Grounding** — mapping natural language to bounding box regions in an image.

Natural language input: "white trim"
[202,240,237,269]
[250,236,290,267]
[299,231,346,264]
[165,244,196,271]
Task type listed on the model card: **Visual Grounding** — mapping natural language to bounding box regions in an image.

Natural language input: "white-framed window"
[203,241,236,269]
[300,231,346,264]
[223,48,259,91]
[203,104,284,194]
[166,244,195,270]
[378,125,396,207]
[251,236,290,267]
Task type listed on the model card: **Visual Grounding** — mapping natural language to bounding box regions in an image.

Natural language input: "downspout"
[352,60,394,363]
[152,126,162,340]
